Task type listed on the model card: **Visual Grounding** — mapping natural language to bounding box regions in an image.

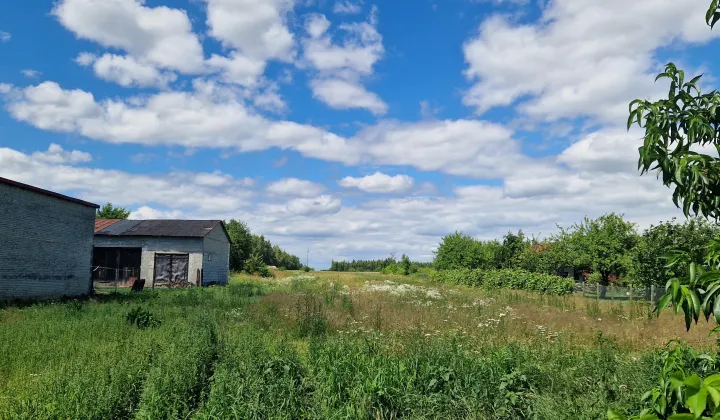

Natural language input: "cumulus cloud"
[31,143,92,164]
[339,172,414,193]
[266,178,326,197]
[0,81,525,178]
[0,145,253,214]
[76,53,177,88]
[21,70,42,79]
[309,78,387,115]
[462,0,719,123]
[333,1,362,14]
[0,31,10,42]
[302,9,387,114]
[282,195,342,216]
[53,0,205,73]
[204,0,295,86]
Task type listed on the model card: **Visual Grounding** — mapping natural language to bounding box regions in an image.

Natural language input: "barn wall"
[202,226,230,285]
[94,237,203,287]
[0,183,96,300]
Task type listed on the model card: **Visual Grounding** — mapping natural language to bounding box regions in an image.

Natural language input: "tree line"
[225,219,304,273]
[329,256,433,274]
[434,213,720,290]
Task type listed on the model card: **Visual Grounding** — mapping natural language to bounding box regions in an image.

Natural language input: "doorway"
[153,254,189,286]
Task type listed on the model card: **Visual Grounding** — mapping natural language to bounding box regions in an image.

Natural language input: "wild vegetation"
[329,256,433,274]
[96,202,131,219]
[225,219,304,274]
[1,270,717,419]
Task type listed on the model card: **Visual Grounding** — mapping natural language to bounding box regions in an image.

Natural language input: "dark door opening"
[154,254,189,287]
[92,247,142,288]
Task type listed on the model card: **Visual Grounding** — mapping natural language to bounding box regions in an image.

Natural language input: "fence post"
[629,285,633,302]
[651,285,657,304]
[596,283,600,300]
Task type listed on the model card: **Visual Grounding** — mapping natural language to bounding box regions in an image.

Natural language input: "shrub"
[125,307,161,329]
[430,268,574,295]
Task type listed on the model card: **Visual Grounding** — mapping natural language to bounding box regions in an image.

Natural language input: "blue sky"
[0,0,718,268]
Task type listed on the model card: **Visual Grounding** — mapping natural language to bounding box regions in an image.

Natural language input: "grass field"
[0,271,716,419]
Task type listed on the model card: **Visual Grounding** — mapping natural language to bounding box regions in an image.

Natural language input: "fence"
[92,266,139,291]
[572,282,664,302]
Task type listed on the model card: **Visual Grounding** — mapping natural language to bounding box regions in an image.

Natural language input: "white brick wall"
[0,183,96,300]
[202,225,230,285]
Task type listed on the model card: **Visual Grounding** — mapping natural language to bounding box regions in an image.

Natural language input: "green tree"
[498,230,527,269]
[226,219,253,272]
[243,252,266,276]
[400,254,411,276]
[433,232,497,270]
[564,214,638,294]
[96,203,130,219]
[631,218,720,288]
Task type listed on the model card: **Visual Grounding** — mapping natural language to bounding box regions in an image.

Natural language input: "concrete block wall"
[202,226,230,285]
[0,183,96,300]
[94,236,204,287]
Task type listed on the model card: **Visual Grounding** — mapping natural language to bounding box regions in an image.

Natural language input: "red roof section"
[0,177,99,209]
[95,219,122,233]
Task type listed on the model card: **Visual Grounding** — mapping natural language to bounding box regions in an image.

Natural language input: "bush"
[125,307,161,329]
[430,268,574,295]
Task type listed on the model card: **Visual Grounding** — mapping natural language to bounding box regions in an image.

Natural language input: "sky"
[0,0,719,269]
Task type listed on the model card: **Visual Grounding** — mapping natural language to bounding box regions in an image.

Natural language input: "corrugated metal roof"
[95,219,226,238]
[95,219,122,232]
[0,177,100,209]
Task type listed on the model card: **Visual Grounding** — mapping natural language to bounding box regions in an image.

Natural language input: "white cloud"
[31,143,92,164]
[283,195,342,216]
[302,9,387,114]
[0,81,356,161]
[130,206,185,219]
[0,81,535,178]
[53,0,205,73]
[419,100,441,119]
[3,82,101,132]
[357,119,522,178]
[339,172,414,193]
[0,146,253,214]
[310,78,387,115]
[462,0,719,123]
[204,0,295,85]
[21,70,42,79]
[333,1,362,14]
[266,178,326,197]
[77,53,177,88]
[0,31,9,42]
[557,128,642,174]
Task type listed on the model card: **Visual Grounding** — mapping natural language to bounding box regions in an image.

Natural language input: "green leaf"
[706,383,720,407]
[707,0,718,24]
[607,409,627,420]
[685,375,707,418]
[713,295,720,324]
[667,415,695,420]
[657,293,673,314]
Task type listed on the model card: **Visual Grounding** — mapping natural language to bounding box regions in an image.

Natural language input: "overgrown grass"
[0,272,713,419]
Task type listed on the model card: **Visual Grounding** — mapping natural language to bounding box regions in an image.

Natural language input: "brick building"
[93,219,230,288]
[0,177,98,300]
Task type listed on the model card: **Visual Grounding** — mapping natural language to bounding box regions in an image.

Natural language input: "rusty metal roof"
[0,177,99,209]
[95,219,122,232]
[95,219,229,240]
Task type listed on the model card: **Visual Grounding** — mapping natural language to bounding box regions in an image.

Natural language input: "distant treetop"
[96,203,131,219]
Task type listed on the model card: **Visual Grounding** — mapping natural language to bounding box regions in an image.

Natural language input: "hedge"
[429,268,575,296]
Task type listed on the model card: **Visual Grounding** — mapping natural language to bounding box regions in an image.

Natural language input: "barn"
[93,219,231,288]
[0,177,99,300]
